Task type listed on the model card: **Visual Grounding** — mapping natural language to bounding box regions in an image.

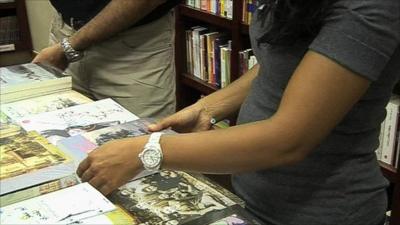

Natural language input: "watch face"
[142,148,161,168]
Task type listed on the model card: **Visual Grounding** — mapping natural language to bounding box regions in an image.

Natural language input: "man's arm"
[69,0,166,51]
[33,0,167,69]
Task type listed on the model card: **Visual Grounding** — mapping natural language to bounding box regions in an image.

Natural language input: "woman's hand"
[76,136,148,195]
[148,101,213,133]
[32,43,69,71]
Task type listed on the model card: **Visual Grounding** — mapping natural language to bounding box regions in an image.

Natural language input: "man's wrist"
[60,37,84,62]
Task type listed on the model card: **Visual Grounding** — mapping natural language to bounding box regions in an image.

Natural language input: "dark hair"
[257,0,335,45]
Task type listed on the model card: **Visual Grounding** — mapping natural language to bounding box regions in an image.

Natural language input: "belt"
[62,15,89,30]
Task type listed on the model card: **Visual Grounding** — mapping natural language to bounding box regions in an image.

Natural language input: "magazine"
[0,131,75,195]
[0,63,60,87]
[111,171,241,225]
[0,183,116,225]
[18,98,139,145]
[1,90,92,122]
[0,63,71,103]
[57,118,162,179]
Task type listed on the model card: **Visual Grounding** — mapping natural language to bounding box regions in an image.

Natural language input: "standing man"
[33,0,180,118]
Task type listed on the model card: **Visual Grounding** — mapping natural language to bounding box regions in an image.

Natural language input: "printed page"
[0,63,57,87]
[0,183,116,225]
[1,90,92,122]
[18,98,139,144]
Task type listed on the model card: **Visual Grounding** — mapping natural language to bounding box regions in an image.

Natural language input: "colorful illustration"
[0,131,71,180]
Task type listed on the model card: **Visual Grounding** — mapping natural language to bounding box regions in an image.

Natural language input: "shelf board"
[179,5,233,30]
[241,23,249,34]
[0,2,16,9]
[380,161,398,183]
[181,73,219,95]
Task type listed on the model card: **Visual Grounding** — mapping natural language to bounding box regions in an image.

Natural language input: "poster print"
[112,171,237,225]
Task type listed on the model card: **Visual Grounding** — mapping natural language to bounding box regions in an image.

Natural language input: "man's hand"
[76,136,148,195]
[32,43,69,71]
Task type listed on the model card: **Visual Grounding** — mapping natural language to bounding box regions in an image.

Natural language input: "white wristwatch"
[138,132,163,172]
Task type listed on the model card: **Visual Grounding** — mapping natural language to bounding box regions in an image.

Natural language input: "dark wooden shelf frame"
[0,0,32,53]
[0,2,16,10]
[181,73,219,95]
[380,161,398,183]
[179,5,233,30]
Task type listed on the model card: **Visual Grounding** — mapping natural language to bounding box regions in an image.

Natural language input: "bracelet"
[198,99,217,125]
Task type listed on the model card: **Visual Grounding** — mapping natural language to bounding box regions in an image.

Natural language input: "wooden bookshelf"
[0,0,32,64]
[0,2,16,10]
[175,2,399,225]
[179,5,234,29]
[181,73,219,95]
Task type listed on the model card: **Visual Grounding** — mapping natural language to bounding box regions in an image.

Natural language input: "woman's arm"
[77,50,370,194]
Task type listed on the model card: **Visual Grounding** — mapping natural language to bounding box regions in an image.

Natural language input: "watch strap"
[147,132,162,145]
[61,38,83,62]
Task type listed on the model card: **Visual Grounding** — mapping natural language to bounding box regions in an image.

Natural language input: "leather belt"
[62,16,88,30]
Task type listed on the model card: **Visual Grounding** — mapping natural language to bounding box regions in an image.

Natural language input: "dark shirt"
[50,0,180,29]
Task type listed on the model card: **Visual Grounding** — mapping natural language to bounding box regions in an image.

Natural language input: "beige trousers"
[49,11,176,118]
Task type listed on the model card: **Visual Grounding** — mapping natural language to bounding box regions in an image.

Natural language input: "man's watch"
[138,132,164,172]
[60,38,83,62]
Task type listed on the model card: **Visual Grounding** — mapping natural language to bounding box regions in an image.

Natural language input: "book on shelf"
[0,63,72,103]
[18,98,139,145]
[185,0,233,19]
[376,95,400,168]
[239,49,257,76]
[0,131,76,196]
[220,42,232,88]
[110,170,244,225]
[192,26,209,80]
[242,0,257,25]
[0,16,18,53]
[186,26,231,87]
[1,90,93,122]
[0,182,116,225]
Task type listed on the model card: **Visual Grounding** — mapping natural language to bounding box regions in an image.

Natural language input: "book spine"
[0,174,79,207]
[381,100,400,165]
[214,41,221,87]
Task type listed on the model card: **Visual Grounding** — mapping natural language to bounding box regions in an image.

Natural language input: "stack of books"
[185,0,233,19]
[0,63,263,224]
[0,63,72,103]
[186,27,232,88]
